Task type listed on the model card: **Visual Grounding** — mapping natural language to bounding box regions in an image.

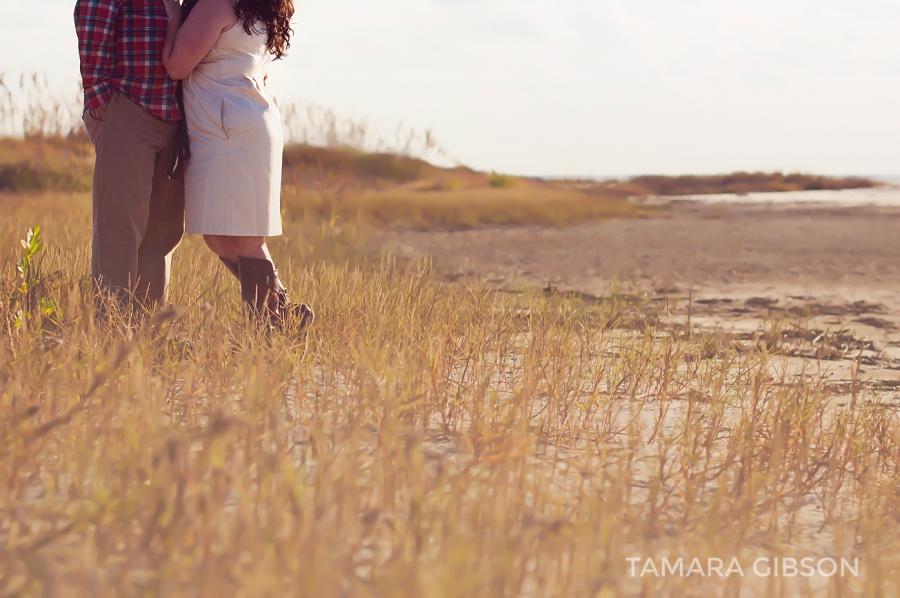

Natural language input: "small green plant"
[8,226,56,328]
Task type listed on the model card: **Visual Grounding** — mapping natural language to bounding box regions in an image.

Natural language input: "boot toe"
[291,303,314,328]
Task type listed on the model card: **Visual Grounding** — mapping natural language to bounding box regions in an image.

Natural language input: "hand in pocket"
[89,103,109,121]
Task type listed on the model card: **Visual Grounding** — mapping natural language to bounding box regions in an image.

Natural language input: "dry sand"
[370,191,900,393]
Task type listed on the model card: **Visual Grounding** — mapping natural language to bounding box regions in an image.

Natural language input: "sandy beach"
[372,189,900,393]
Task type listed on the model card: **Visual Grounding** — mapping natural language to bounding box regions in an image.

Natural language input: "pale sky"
[8,0,900,175]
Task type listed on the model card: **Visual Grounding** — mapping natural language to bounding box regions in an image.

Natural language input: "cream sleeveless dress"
[183,19,283,237]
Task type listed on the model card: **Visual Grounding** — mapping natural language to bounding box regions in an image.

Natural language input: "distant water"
[670,186,900,207]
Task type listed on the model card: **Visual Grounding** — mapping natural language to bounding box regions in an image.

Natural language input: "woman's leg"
[204,234,313,327]
[203,234,239,262]
[227,236,272,261]
[203,234,271,261]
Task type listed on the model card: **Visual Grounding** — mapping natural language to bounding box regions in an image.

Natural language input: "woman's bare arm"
[161,0,239,80]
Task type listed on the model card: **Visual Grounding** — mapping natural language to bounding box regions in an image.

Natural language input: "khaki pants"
[83,90,185,306]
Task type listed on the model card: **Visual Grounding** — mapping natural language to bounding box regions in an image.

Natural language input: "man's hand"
[89,103,109,121]
[162,0,182,21]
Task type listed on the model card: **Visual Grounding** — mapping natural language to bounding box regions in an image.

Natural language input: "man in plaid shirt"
[75,0,185,307]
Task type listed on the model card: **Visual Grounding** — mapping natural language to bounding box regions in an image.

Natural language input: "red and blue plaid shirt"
[74,0,181,121]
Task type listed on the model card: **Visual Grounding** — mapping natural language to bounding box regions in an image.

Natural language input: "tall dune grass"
[0,74,879,225]
[0,74,85,139]
[0,74,450,163]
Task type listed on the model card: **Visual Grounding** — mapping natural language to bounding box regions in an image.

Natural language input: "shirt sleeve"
[74,0,122,110]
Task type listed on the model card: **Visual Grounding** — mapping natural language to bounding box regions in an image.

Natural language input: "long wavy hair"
[181,0,294,59]
[234,0,295,60]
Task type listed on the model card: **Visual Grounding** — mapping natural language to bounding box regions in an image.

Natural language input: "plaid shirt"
[74,0,180,121]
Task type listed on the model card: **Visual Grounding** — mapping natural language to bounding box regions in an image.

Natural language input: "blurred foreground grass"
[1,191,899,597]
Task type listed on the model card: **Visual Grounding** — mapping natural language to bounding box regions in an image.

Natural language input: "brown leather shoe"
[237,256,314,329]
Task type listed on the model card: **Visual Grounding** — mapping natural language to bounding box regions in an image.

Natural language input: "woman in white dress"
[161,0,312,327]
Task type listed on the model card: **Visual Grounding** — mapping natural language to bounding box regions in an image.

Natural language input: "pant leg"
[88,91,180,303]
[135,130,185,305]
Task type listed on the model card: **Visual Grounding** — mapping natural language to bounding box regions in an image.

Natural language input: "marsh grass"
[282,185,640,230]
[0,139,639,228]
[619,173,879,196]
[1,193,899,597]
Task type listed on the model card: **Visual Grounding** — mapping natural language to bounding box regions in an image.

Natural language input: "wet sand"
[370,195,900,392]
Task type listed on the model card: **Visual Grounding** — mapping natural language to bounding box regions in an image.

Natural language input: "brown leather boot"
[219,257,240,279]
[237,256,314,329]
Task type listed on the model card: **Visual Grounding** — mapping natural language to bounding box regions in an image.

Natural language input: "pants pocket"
[83,109,103,146]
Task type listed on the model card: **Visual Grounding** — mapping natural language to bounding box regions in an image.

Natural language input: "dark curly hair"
[235,0,294,59]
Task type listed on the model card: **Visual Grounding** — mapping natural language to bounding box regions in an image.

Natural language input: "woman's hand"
[162,0,182,22]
